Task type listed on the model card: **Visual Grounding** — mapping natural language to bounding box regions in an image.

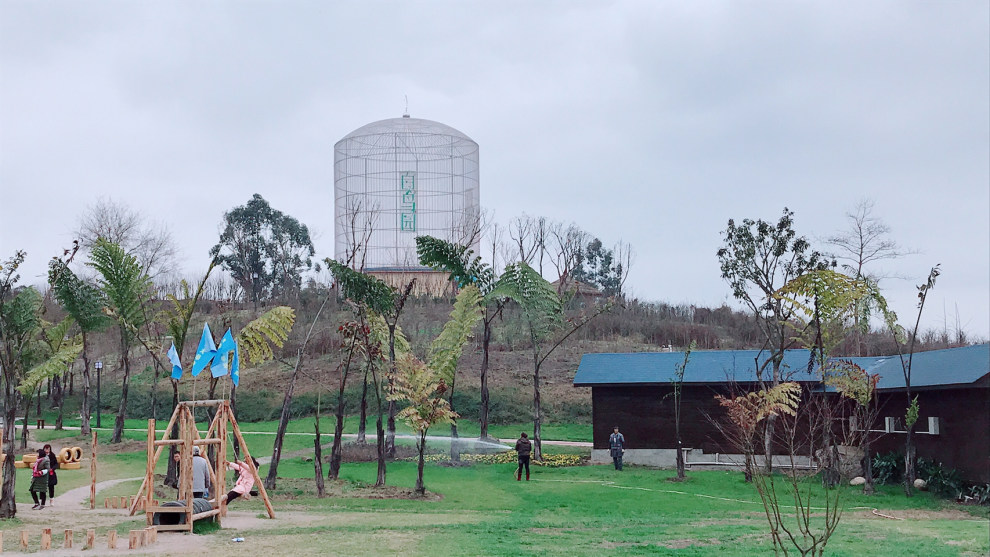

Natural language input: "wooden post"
[111,497,118,509]
[63,529,73,548]
[128,530,142,549]
[40,529,51,550]
[218,402,228,519]
[85,529,96,549]
[90,430,97,510]
[19,531,28,549]
[107,530,117,549]
[128,404,180,516]
[145,526,157,544]
[104,497,110,508]
[146,419,155,525]
[228,408,275,518]
[182,406,194,531]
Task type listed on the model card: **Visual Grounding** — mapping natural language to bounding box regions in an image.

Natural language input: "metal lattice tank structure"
[334,115,480,276]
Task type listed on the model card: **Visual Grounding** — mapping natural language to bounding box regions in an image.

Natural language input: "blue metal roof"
[573,349,822,386]
[573,344,989,389]
[848,344,990,389]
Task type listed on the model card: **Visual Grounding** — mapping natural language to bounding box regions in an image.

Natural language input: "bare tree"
[508,214,549,272]
[826,200,914,355]
[75,198,179,279]
[548,222,589,294]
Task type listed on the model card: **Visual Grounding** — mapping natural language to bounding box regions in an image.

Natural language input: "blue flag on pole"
[191,323,217,377]
[230,340,240,386]
[167,342,183,380]
[211,329,236,378]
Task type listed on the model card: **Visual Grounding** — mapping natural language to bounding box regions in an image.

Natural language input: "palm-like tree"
[49,260,112,435]
[88,239,152,443]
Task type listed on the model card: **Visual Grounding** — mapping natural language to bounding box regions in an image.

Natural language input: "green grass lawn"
[14,416,987,556]
[232,459,987,557]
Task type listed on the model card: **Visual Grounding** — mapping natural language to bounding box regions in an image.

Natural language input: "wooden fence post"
[107,530,117,549]
[19,531,28,549]
[85,529,95,549]
[90,430,97,510]
[63,529,73,548]
[40,528,51,550]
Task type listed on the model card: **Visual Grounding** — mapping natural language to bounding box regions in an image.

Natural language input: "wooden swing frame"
[128,400,274,532]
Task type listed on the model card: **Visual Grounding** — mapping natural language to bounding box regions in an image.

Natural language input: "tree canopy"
[211,194,315,302]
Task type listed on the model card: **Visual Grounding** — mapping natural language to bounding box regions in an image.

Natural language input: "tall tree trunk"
[375,414,386,486]
[165,379,179,487]
[21,389,34,450]
[532,357,543,462]
[80,334,92,436]
[415,431,427,495]
[329,374,348,480]
[904,429,916,497]
[357,368,368,444]
[0,396,20,518]
[265,348,303,490]
[479,319,492,440]
[862,438,874,495]
[111,333,132,444]
[385,327,397,458]
[54,373,65,430]
[313,415,326,497]
[449,373,460,462]
[675,438,685,480]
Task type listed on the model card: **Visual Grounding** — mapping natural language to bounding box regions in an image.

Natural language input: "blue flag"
[231,340,240,387]
[211,329,236,378]
[167,342,183,380]
[191,323,217,377]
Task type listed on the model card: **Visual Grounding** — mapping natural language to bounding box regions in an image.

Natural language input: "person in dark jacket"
[43,444,58,504]
[609,426,625,470]
[29,448,51,509]
[514,433,532,481]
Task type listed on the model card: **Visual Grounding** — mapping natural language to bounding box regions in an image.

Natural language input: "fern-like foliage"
[325,258,396,316]
[88,239,152,337]
[488,262,562,342]
[388,353,458,434]
[825,360,879,408]
[428,285,483,384]
[716,382,802,438]
[19,340,82,394]
[237,306,295,365]
[415,236,495,295]
[48,260,112,335]
[367,311,410,359]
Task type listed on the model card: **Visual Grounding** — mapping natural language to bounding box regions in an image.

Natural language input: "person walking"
[43,444,58,505]
[191,446,211,499]
[29,448,51,509]
[609,426,625,471]
[514,432,532,481]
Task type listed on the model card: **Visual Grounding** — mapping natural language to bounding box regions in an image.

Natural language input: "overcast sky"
[2,1,988,340]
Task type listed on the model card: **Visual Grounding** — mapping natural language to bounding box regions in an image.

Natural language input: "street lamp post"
[94,361,103,428]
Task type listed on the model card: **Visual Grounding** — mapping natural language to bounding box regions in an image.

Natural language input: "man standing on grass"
[192,446,211,499]
[609,426,625,471]
[515,432,532,481]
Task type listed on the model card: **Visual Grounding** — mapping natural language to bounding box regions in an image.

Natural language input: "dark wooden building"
[573,345,989,482]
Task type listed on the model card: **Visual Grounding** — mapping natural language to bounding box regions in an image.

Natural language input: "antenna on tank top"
[403,95,410,118]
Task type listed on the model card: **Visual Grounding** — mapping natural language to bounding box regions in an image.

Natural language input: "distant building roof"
[573,344,989,389]
[551,278,603,297]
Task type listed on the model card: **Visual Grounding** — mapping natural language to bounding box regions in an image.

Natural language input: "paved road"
[43,425,592,448]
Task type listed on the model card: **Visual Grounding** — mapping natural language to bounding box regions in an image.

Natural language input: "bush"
[872,451,903,485]
[916,457,963,498]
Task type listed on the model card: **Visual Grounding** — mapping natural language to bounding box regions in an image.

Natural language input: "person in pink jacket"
[221,457,259,505]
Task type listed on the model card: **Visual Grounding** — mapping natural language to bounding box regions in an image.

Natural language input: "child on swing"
[220,457,260,505]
